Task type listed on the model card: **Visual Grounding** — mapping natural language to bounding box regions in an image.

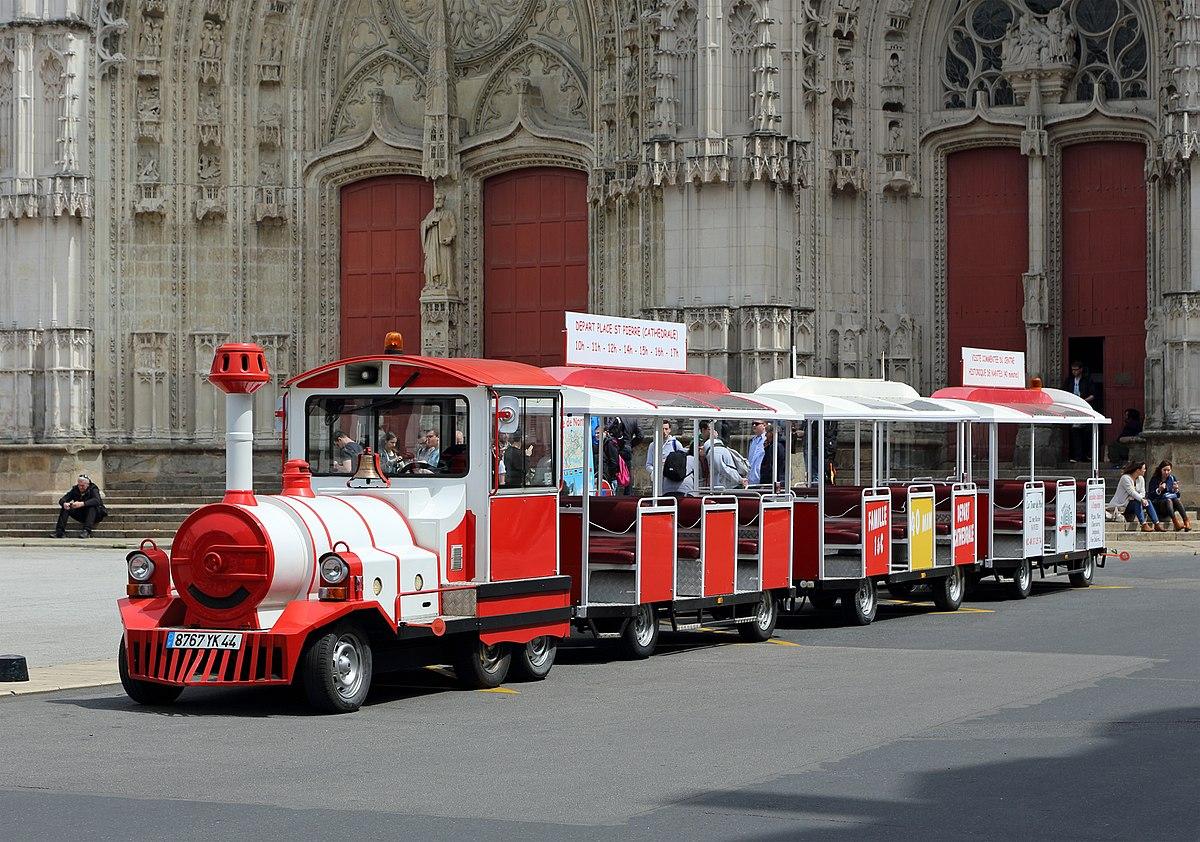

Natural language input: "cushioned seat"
[737,539,758,555]
[589,548,636,565]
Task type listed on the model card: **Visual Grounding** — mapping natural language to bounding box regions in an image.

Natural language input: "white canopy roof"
[755,376,977,423]
[559,385,798,421]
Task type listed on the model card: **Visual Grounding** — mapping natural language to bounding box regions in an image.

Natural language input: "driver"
[415,429,441,466]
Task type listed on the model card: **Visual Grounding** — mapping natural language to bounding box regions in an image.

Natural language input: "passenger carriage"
[930,383,1110,596]
[754,377,983,625]
[543,365,796,657]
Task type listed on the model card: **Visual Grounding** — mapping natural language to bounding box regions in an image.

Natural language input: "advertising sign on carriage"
[908,495,935,570]
[961,347,1026,389]
[1056,482,1077,554]
[863,496,891,577]
[952,491,977,566]
[1086,480,1106,550]
[1023,483,1045,558]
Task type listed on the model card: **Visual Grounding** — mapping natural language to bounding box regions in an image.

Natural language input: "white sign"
[565,311,687,371]
[1086,480,1106,550]
[1022,483,1045,558]
[962,347,1027,389]
[1055,482,1077,554]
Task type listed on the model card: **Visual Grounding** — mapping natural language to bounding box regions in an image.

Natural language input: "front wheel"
[1068,555,1095,588]
[617,603,659,659]
[511,636,557,681]
[738,591,778,642]
[840,579,878,626]
[932,567,965,612]
[301,624,373,713]
[1009,558,1033,600]
[453,637,512,689]
[118,638,183,706]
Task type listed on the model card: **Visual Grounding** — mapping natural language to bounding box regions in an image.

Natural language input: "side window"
[496,395,558,490]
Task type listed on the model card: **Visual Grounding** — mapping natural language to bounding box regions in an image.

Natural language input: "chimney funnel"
[209,343,271,505]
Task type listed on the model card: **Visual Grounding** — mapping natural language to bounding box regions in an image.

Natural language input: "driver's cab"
[282,347,563,586]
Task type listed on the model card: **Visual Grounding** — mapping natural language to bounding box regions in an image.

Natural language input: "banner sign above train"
[961,347,1026,389]
[565,311,687,371]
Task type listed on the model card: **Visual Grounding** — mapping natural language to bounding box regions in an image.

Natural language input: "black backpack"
[663,450,689,483]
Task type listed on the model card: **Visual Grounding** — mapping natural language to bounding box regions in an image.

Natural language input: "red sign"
[863,498,891,577]
[952,492,977,566]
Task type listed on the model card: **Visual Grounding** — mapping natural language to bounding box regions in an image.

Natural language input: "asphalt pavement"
[1,545,1198,840]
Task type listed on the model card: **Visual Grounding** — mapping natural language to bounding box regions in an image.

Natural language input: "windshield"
[305,395,469,478]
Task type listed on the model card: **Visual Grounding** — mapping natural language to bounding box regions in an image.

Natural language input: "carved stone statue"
[198,153,221,182]
[886,120,903,152]
[884,52,903,85]
[200,21,223,60]
[138,17,162,57]
[197,93,219,122]
[420,191,457,295]
[258,160,282,185]
[137,86,161,120]
[1002,12,1075,71]
[833,111,853,149]
[262,26,285,65]
[137,155,160,183]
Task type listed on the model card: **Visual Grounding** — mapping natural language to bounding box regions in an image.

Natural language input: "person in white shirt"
[1109,460,1163,532]
[702,433,749,489]
[747,420,766,485]
[645,420,685,471]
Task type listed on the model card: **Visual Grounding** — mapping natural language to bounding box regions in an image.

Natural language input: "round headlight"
[414,573,424,592]
[320,555,349,585]
[128,553,155,583]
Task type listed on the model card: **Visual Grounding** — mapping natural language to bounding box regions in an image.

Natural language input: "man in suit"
[1062,361,1098,462]
[54,474,108,538]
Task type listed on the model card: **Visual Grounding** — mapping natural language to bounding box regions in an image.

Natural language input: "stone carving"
[197,91,221,146]
[96,0,128,77]
[833,108,853,149]
[138,16,162,59]
[198,153,221,182]
[137,154,159,182]
[0,57,13,172]
[750,1,781,135]
[257,103,283,147]
[198,20,223,83]
[422,0,459,180]
[420,191,457,295]
[1001,11,1075,71]
[473,44,588,133]
[396,0,529,59]
[259,24,284,83]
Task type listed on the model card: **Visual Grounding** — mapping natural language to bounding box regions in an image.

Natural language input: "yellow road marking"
[1091,585,1131,589]
[478,686,519,695]
[767,638,802,646]
[927,606,994,615]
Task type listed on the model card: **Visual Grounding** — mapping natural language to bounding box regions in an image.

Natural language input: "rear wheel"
[1009,558,1033,599]
[1068,554,1095,588]
[738,592,778,642]
[618,603,659,659]
[301,624,373,713]
[118,638,183,706]
[932,567,965,611]
[511,636,557,681]
[453,637,512,689]
[840,578,878,626]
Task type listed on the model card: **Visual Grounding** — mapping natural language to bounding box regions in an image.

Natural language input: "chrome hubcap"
[332,637,363,699]
[1017,563,1030,589]
[949,570,963,601]
[526,636,551,667]
[479,643,503,673]
[756,593,774,629]
[633,605,655,646]
[856,582,874,614]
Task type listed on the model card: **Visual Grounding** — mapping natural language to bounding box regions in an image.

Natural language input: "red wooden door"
[484,167,588,366]
[1061,142,1146,422]
[340,176,433,359]
[946,147,1029,384]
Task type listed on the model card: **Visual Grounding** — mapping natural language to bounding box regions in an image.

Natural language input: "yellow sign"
[909,496,935,570]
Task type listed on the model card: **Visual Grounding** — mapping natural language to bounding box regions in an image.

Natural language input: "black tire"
[808,590,839,611]
[1068,554,1095,588]
[300,624,373,713]
[886,581,915,600]
[618,603,659,659]
[1009,558,1033,599]
[453,636,512,689]
[932,567,965,611]
[510,636,557,681]
[738,591,778,642]
[118,638,183,706]
[840,578,878,626]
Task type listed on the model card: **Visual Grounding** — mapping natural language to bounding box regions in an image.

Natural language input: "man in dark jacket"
[1062,361,1098,462]
[54,474,108,538]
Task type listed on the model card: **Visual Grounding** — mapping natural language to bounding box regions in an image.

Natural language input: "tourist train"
[116,319,1111,713]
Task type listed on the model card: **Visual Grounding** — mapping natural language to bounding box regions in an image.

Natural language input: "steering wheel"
[396,461,437,476]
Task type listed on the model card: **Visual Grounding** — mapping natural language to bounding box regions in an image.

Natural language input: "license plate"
[165,631,243,650]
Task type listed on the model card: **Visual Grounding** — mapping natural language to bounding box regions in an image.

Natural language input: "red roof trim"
[932,386,1055,406]
[285,355,560,389]
[543,365,730,394]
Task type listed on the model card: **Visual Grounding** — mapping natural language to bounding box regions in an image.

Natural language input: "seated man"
[333,431,363,473]
[54,474,108,538]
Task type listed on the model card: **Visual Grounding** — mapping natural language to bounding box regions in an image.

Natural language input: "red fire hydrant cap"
[210,342,271,394]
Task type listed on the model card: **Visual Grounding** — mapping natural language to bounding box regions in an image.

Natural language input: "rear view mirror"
[496,396,520,435]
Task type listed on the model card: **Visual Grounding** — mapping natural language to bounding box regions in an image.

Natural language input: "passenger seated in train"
[379,431,403,475]
[758,422,787,488]
[661,450,696,498]
[333,431,363,474]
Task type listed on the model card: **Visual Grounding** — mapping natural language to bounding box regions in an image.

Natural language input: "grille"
[125,629,291,685]
[450,544,464,572]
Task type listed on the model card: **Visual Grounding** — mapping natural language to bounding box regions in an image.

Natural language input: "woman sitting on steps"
[1149,460,1191,532]
[1110,461,1165,532]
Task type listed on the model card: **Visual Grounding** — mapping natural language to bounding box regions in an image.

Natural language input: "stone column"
[1020,80,1051,383]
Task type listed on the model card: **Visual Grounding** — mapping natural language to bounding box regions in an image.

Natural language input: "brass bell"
[348,447,389,488]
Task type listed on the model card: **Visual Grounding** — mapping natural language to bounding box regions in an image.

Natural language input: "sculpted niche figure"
[420,191,457,295]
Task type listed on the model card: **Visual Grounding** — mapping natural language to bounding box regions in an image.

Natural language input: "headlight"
[414,573,424,591]
[128,553,155,582]
[320,554,349,585]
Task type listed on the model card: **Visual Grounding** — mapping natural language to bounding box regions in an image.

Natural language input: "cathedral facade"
[1,0,1198,487]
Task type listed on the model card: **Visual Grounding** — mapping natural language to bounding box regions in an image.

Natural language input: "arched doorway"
[339,176,433,359]
[483,167,588,366]
[946,146,1029,383]
[1061,141,1147,424]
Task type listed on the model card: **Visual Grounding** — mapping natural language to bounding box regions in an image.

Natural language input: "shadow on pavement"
[675,705,1200,841]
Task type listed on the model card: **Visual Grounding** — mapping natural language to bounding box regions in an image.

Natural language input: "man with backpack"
[701,424,749,489]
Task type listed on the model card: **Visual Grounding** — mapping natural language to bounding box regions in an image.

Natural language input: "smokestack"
[209,342,271,505]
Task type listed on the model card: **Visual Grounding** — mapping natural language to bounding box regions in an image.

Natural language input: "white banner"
[1086,480,1106,550]
[565,312,687,371]
[1023,483,1045,559]
[1055,482,1077,554]
[962,347,1027,389]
